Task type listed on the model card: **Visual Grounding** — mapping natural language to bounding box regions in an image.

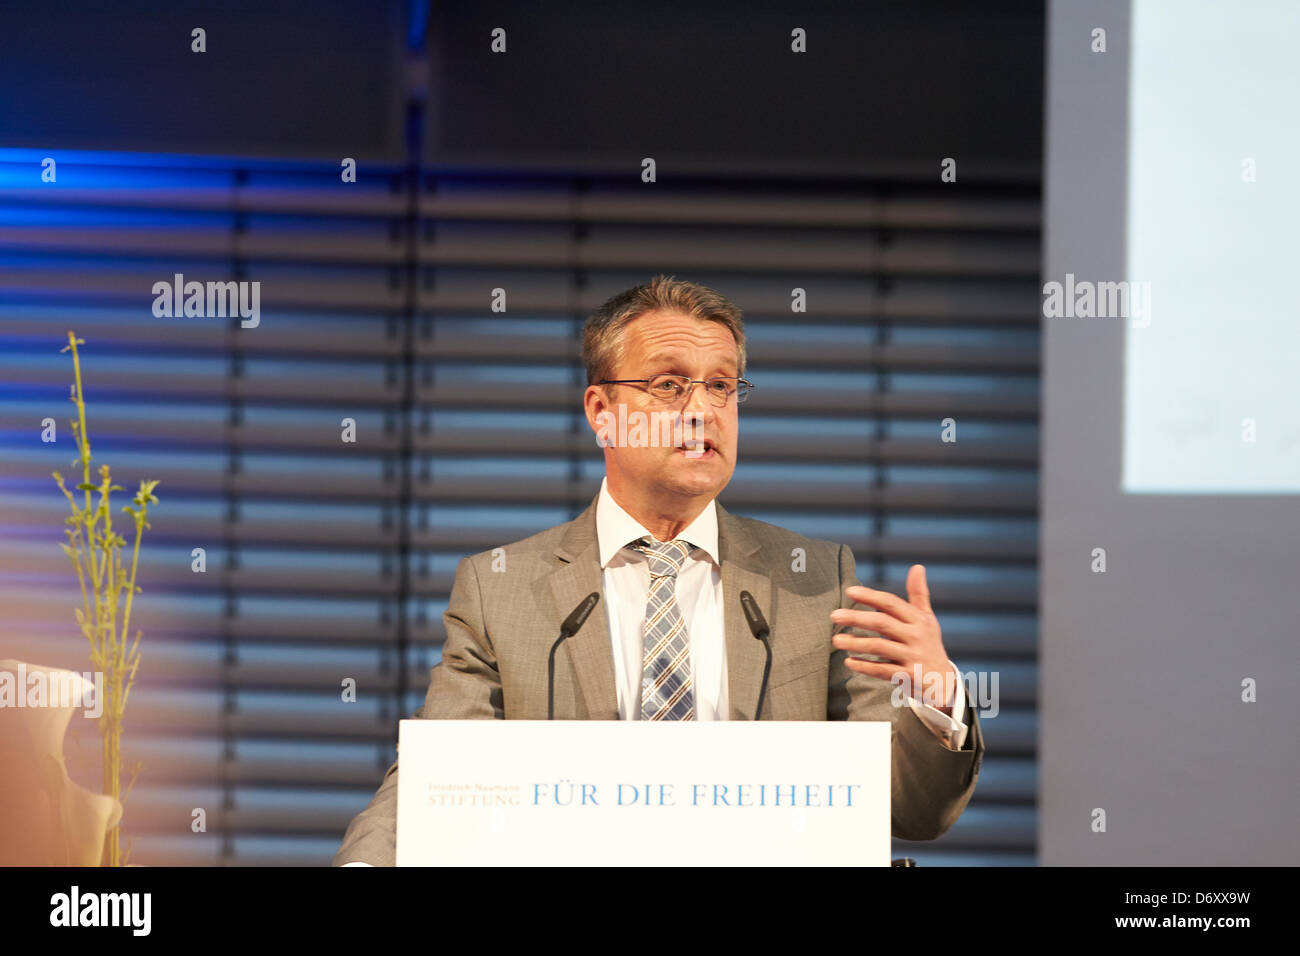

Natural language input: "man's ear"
[584,384,614,447]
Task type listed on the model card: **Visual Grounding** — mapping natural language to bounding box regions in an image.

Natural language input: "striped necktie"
[627,537,697,721]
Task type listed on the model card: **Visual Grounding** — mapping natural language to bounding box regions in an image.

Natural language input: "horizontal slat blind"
[0,150,1039,865]
[1,152,416,867]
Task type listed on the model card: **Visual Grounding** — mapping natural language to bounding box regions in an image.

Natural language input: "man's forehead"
[623,313,738,362]
[640,350,737,371]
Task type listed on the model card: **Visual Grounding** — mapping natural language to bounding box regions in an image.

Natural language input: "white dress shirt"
[595,478,969,750]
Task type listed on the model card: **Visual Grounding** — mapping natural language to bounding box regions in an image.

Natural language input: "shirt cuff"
[905,660,969,751]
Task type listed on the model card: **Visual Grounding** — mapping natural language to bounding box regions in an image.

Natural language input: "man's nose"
[681,381,715,420]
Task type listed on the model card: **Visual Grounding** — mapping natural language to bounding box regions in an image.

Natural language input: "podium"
[396,720,890,866]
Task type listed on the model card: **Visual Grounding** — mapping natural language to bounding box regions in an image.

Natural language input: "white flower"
[0,660,123,865]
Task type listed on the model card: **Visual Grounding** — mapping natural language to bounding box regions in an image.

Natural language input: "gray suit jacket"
[333,493,984,865]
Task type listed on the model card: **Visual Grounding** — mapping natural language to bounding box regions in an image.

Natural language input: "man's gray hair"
[582,275,747,387]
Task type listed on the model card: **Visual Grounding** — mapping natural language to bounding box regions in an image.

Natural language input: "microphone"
[739,590,773,720]
[548,592,601,720]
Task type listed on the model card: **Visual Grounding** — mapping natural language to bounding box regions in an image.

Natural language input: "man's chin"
[660,462,730,499]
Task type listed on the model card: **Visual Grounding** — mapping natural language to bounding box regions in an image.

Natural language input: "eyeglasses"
[597,373,754,406]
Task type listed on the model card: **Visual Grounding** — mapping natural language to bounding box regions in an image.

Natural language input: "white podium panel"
[396,720,890,866]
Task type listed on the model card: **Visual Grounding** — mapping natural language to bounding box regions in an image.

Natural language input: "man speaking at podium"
[334,275,984,866]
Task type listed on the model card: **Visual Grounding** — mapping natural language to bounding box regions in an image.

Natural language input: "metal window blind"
[0,150,1039,865]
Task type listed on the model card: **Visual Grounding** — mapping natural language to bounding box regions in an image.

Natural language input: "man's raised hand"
[829,564,957,715]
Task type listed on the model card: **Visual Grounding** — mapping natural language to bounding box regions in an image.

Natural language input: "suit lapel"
[717,501,772,721]
[547,496,619,719]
